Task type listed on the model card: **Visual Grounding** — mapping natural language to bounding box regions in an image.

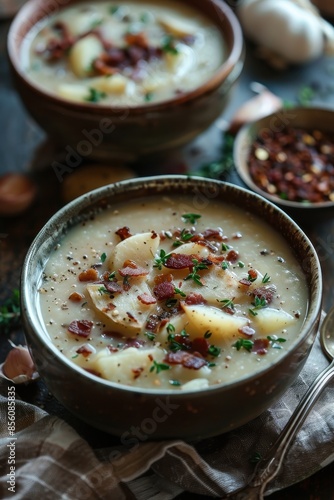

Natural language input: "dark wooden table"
[1,11,334,499]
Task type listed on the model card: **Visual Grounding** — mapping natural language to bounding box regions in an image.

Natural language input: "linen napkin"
[1,319,334,500]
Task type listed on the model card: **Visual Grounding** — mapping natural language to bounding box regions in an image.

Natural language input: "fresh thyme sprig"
[0,289,21,334]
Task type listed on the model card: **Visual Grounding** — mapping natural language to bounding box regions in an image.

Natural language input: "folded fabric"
[1,324,334,500]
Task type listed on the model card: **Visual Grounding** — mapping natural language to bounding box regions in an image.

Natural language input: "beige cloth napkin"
[1,327,334,500]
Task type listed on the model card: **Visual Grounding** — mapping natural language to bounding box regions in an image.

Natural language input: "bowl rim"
[233,105,334,210]
[8,0,244,114]
[21,174,323,396]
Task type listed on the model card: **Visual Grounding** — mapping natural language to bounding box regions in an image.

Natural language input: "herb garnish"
[221,261,228,270]
[0,289,20,334]
[144,92,153,102]
[218,298,235,310]
[150,360,170,374]
[109,5,120,15]
[204,330,212,339]
[169,379,181,386]
[174,287,186,298]
[108,271,116,280]
[184,259,208,286]
[221,243,230,252]
[85,88,107,103]
[166,323,176,334]
[161,35,179,55]
[165,298,178,308]
[101,252,107,263]
[249,296,267,316]
[98,286,109,295]
[262,273,271,283]
[145,332,156,341]
[153,249,171,270]
[233,338,254,352]
[208,345,221,357]
[267,335,286,349]
[182,213,202,224]
[173,228,194,247]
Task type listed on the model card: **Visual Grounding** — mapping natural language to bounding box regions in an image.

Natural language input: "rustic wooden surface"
[1,12,334,499]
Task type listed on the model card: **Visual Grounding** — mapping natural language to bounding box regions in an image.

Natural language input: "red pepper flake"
[68,291,85,302]
[238,325,256,337]
[226,250,239,263]
[164,351,206,369]
[78,268,99,282]
[164,253,196,269]
[76,344,94,357]
[252,338,270,355]
[184,292,207,305]
[68,319,93,337]
[115,226,132,240]
[138,293,157,305]
[153,281,175,301]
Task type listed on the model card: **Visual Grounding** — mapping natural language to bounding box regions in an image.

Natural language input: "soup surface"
[39,195,308,391]
[22,0,225,105]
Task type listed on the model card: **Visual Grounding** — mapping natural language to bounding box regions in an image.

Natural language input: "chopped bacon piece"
[165,351,206,369]
[85,368,101,377]
[124,338,145,349]
[252,338,269,355]
[68,319,93,337]
[238,325,255,337]
[146,314,160,332]
[76,344,94,357]
[208,254,225,265]
[191,337,210,356]
[201,228,224,241]
[124,32,149,48]
[119,265,148,277]
[154,273,173,284]
[164,253,195,269]
[78,268,99,282]
[248,269,258,281]
[226,250,239,263]
[138,293,157,305]
[115,226,132,240]
[126,312,138,322]
[239,278,252,287]
[104,281,123,294]
[132,367,144,379]
[68,292,84,302]
[252,285,277,304]
[151,231,159,239]
[184,293,206,305]
[102,303,116,313]
[153,281,175,301]
[108,345,119,353]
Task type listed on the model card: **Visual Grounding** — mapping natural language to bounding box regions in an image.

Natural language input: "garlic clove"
[0,173,37,216]
[228,84,283,134]
[0,345,39,384]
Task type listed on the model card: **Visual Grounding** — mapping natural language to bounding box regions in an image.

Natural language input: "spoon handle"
[227,359,334,500]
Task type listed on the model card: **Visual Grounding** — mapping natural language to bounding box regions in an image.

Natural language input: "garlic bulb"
[0,343,39,384]
[237,0,334,68]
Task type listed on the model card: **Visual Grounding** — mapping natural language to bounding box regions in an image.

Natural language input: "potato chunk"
[92,347,164,384]
[69,35,104,78]
[181,303,249,342]
[91,74,130,94]
[158,15,197,37]
[252,308,295,335]
[109,232,160,272]
[57,83,91,102]
[87,281,156,333]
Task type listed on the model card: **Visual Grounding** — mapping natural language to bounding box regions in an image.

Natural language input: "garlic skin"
[237,0,334,67]
[228,83,282,134]
[0,344,39,384]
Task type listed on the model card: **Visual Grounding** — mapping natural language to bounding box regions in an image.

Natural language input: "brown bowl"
[21,175,322,440]
[233,106,334,226]
[8,0,244,161]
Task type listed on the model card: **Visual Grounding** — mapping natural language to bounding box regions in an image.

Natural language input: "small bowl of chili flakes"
[233,106,334,225]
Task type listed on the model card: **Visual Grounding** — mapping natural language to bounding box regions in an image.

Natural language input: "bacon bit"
[148,354,154,362]
[165,351,206,369]
[208,254,225,265]
[239,278,252,287]
[115,226,132,240]
[191,337,210,356]
[119,265,149,277]
[76,344,94,357]
[151,231,159,239]
[108,345,119,353]
[153,281,175,301]
[78,268,99,282]
[68,292,84,302]
[185,293,206,305]
[201,228,224,241]
[226,250,239,263]
[132,367,144,379]
[85,368,101,377]
[104,281,123,294]
[146,314,160,332]
[252,285,277,304]
[68,319,93,338]
[154,273,173,284]
[238,325,256,337]
[102,331,123,339]
[252,338,270,355]
[102,302,116,312]
[124,338,145,349]
[164,253,195,269]
[248,269,258,281]
[124,31,149,48]
[138,293,157,305]
[126,312,138,322]
[93,58,119,76]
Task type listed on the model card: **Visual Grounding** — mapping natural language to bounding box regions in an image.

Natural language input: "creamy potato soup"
[22,0,225,105]
[39,196,308,391]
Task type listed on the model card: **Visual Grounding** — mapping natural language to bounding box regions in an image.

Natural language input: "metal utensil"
[226,307,334,500]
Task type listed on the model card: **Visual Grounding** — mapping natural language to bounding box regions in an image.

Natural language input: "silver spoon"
[226,307,334,500]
